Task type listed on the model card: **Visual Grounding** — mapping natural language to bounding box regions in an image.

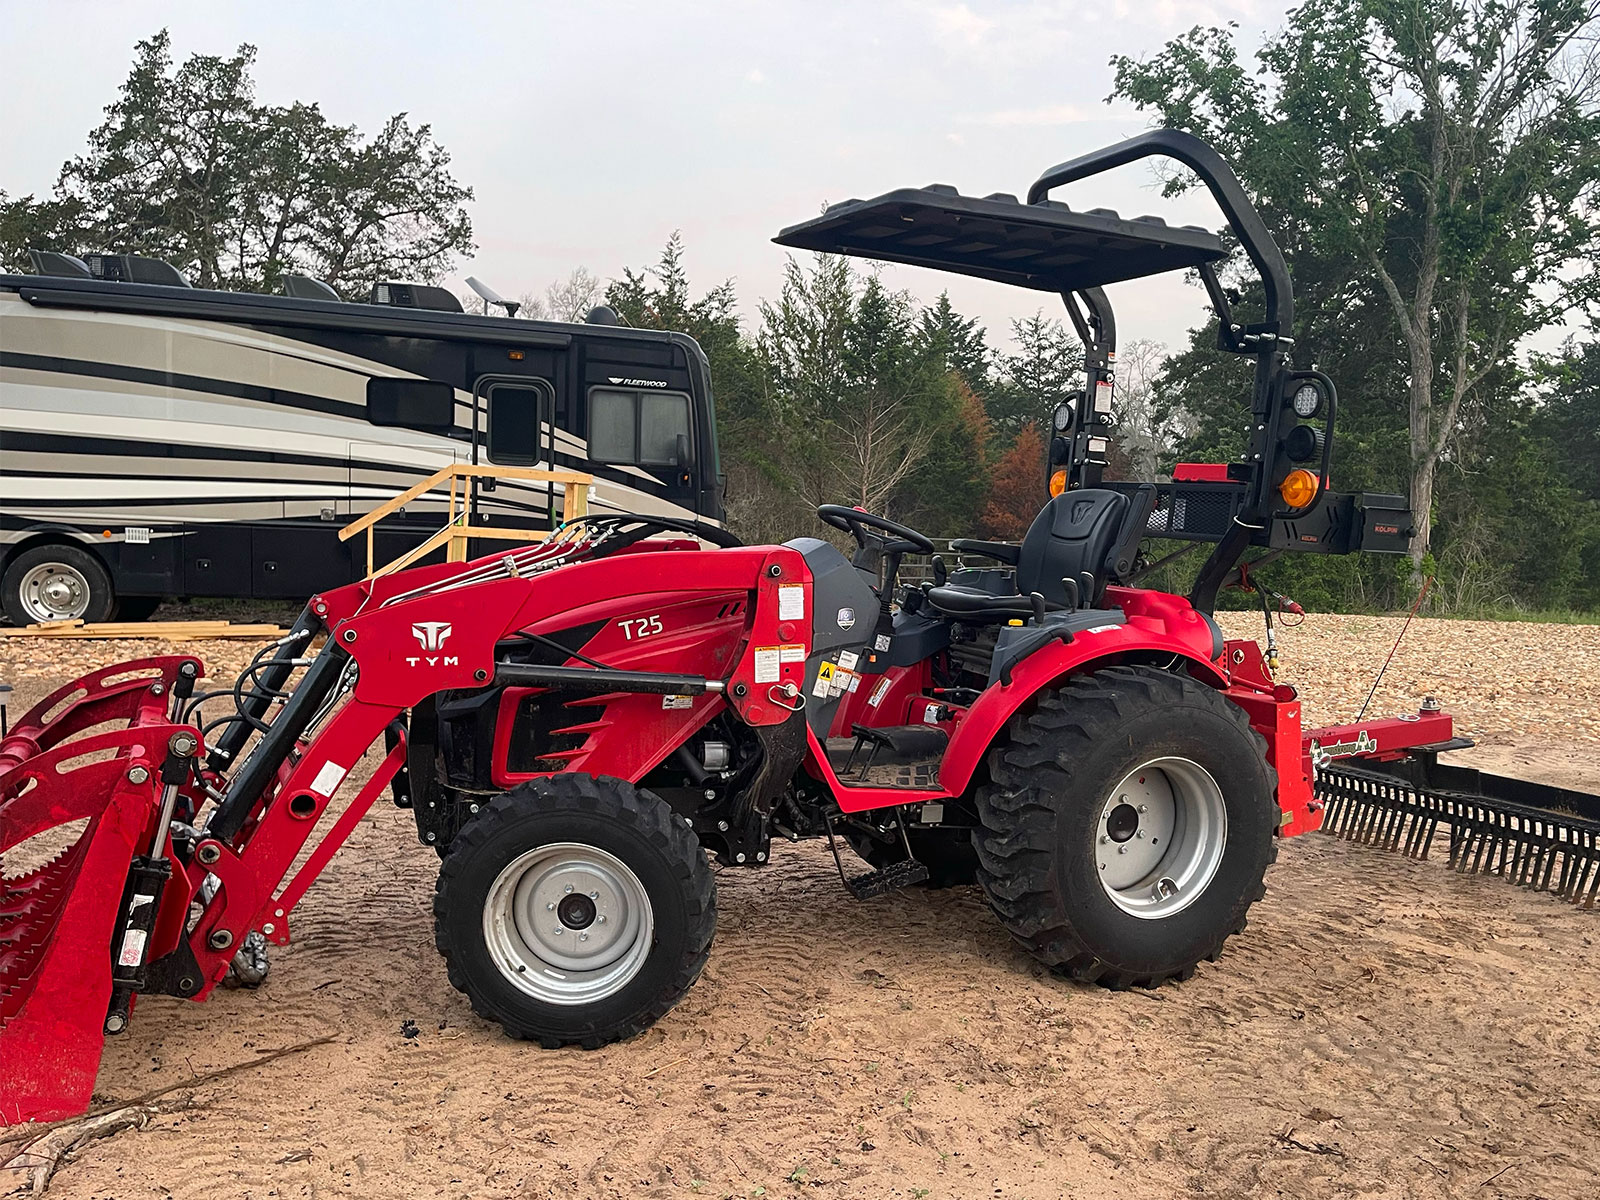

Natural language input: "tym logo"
[407,621,458,667]
[412,622,452,650]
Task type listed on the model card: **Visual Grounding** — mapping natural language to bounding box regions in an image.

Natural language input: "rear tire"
[434,773,715,1047]
[1,544,115,625]
[974,665,1277,988]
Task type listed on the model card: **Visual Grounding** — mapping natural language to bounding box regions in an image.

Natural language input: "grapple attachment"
[0,658,200,1125]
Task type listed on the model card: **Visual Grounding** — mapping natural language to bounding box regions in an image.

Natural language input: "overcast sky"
[1,0,1282,356]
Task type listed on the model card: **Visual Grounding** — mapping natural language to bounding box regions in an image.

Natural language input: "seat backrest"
[1016,489,1132,608]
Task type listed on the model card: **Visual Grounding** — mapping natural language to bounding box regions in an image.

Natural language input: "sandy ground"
[2,614,1598,1200]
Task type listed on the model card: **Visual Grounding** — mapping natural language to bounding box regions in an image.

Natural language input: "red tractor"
[1,132,1448,1124]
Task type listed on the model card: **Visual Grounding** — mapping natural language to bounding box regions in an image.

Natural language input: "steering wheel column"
[814,505,936,639]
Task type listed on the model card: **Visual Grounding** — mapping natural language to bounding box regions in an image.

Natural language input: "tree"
[989,311,1081,437]
[1,30,473,293]
[515,267,603,322]
[753,254,987,537]
[1105,338,1170,480]
[980,423,1047,539]
[917,291,991,394]
[1112,0,1600,580]
[758,258,934,514]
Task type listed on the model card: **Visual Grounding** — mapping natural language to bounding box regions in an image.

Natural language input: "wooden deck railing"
[338,463,593,579]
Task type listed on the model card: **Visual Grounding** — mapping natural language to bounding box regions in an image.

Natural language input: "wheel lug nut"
[1118,846,1127,854]
[564,884,573,893]
[546,902,555,910]
[579,932,588,941]
[589,891,598,899]
[597,915,606,924]
[1099,835,1108,844]
[1136,830,1144,838]
[1139,804,1147,813]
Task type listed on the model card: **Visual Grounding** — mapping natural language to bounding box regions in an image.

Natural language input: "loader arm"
[0,533,817,1123]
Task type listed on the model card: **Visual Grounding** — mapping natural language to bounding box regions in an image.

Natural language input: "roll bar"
[1028,129,1294,336]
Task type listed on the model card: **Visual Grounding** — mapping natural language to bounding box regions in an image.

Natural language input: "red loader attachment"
[0,658,201,1123]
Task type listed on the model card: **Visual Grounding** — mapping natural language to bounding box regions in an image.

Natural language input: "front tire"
[2,544,116,625]
[434,773,715,1047]
[974,666,1277,988]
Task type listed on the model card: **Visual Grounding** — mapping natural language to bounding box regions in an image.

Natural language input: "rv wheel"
[434,773,715,1048]
[2,544,116,626]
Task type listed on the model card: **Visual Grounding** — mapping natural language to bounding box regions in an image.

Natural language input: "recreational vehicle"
[0,253,725,623]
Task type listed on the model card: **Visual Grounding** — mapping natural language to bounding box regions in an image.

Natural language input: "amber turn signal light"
[1049,468,1068,497]
[1279,468,1319,509]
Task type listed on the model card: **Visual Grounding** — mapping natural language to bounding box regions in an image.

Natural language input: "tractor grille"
[506,692,607,774]
[1317,762,1600,908]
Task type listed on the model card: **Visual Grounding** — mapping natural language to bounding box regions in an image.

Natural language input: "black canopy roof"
[774,187,1226,293]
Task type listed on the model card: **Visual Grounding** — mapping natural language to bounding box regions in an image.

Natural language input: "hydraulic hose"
[205,606,321,773]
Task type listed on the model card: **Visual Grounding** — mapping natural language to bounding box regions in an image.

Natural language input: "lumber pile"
[0,619,287,641]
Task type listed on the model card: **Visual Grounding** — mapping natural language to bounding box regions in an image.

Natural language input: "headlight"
[1052,402,1073,432]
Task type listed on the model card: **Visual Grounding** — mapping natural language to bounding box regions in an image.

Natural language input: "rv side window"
[367,379,455,431]
[487,384,549,466]
[588,388,691,467]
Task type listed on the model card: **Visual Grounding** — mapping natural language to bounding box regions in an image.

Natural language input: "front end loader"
[4,131,1592,1128]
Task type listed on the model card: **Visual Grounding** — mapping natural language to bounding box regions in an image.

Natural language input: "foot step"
[845,857,929,900]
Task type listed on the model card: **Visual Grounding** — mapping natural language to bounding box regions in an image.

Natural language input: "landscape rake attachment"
[1318,756,1600,908]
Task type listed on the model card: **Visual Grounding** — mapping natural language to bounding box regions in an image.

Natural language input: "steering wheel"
[816,504,935,555]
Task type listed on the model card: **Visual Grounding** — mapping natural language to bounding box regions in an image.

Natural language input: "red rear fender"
[935,601,1227,798]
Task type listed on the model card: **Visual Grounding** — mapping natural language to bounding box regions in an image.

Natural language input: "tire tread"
[433,773,714,1048]
[974,666,1278,989]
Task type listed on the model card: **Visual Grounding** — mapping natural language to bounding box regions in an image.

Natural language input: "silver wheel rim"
[1095,756,1227,919]
[482,842,654,1005]
[17,561,93,622]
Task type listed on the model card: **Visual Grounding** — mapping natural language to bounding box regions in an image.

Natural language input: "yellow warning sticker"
[813,661,836,699]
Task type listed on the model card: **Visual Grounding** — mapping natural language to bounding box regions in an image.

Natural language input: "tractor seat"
[930,485,1154,620]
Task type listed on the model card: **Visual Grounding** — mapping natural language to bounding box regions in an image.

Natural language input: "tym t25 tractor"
[3,131,1457,1125]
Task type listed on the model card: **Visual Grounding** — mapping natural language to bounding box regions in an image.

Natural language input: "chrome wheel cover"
[18,561,92,622]
[1095,757,1228,919]
[482,842,654,1005]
